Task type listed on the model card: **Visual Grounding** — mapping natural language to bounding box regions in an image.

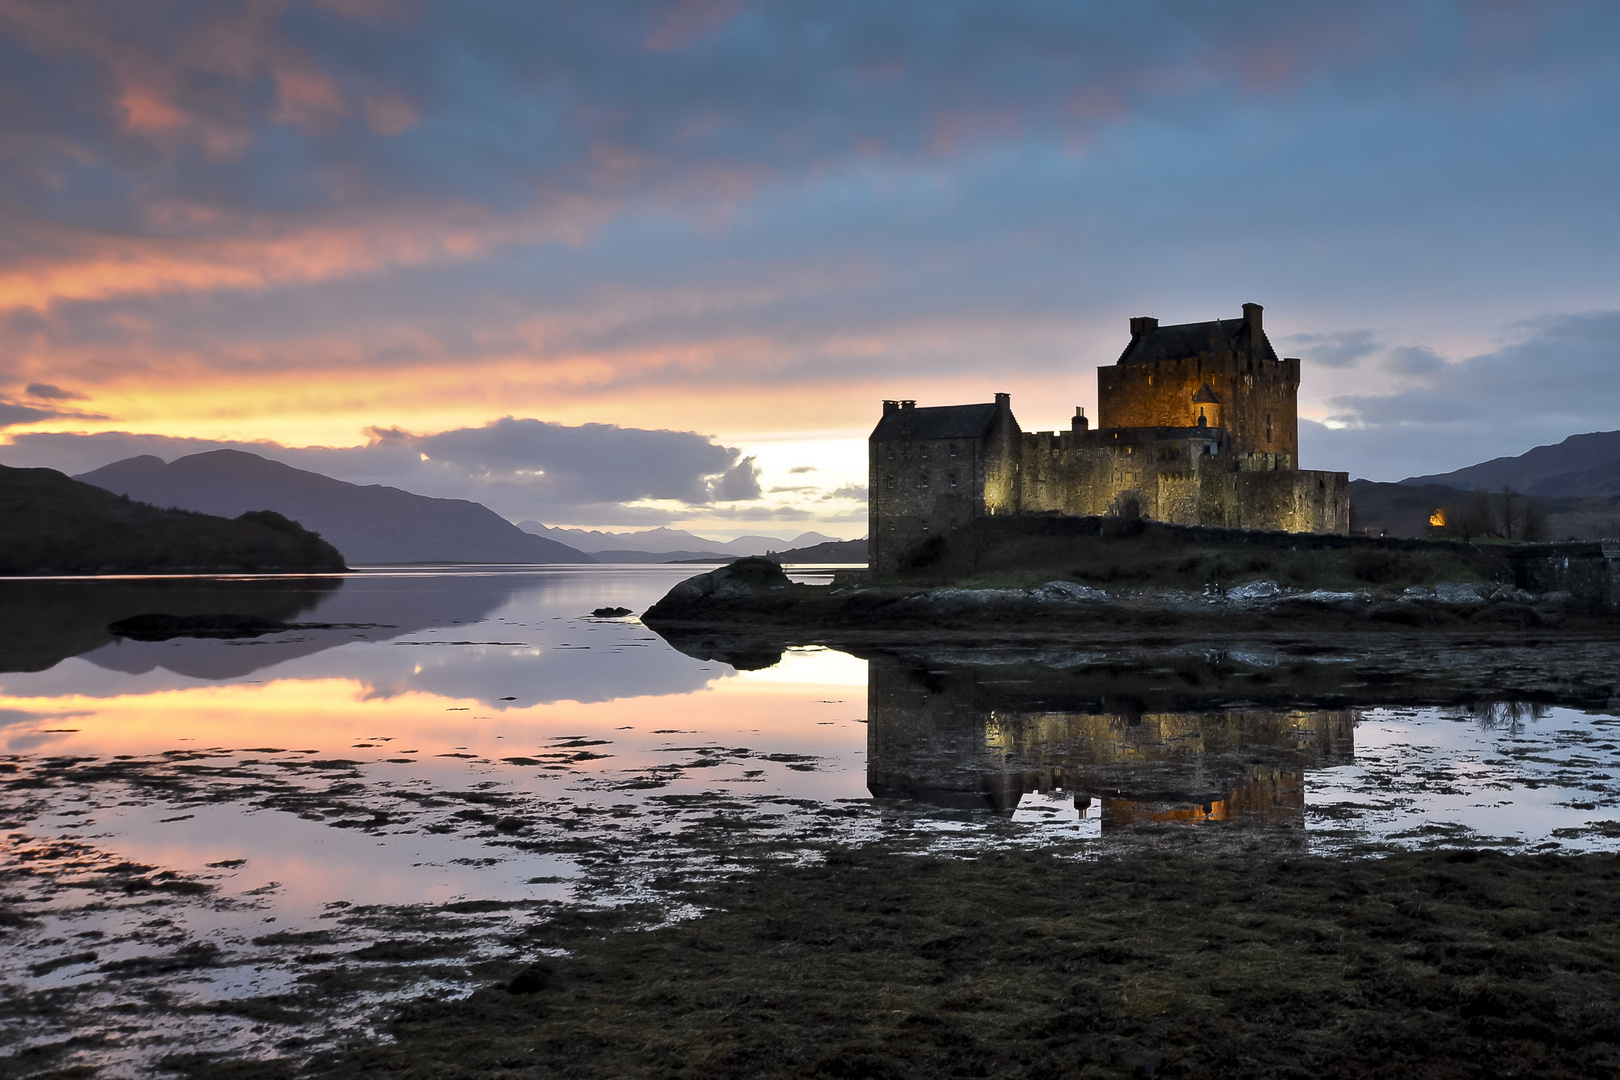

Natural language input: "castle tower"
[1097,303,1300,464]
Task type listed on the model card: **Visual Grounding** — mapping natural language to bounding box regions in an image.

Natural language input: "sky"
[2,1,1618,538]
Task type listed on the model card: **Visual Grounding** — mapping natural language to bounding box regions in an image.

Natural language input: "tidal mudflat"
[2,567,1618,1078]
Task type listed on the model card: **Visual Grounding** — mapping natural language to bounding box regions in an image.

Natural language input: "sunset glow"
[3,2,1620,535]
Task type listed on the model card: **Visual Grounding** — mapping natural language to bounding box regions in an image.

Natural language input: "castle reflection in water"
[865,655,1354,829]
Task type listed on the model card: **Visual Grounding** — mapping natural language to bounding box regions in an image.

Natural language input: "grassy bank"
[893,518,1505,593]
[255,845,1620,1080]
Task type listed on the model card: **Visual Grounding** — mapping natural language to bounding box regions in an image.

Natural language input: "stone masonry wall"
[1098,353,1300,463]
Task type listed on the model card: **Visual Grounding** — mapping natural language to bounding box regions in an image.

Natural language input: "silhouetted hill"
[1401,430,1620,497]
[766,538,869,563]
[0,463,346,575]
[77,450,593,565]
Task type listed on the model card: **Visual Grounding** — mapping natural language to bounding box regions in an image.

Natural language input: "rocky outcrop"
[642,557,797,621]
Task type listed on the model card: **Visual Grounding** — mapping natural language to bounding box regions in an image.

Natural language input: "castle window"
[921,446,928,459]
[920,475,929,489]
[949,474,958,488]
[949,444,958,457]
[887,448,894,460]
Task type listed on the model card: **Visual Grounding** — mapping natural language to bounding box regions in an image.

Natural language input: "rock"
[1433,581,1491,605]
[1227,580,1283,602]
[590,606,633,618]
[1286,589,1368,608]
[643,557,793,618]
[1030,581,1111,605]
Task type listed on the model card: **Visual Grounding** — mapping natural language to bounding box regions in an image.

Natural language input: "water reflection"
[0,567,731,706]
[0,575,342,674]
[1,569,1617,1077]
[866,655,1353,828]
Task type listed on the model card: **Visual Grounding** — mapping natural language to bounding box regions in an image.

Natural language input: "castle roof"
[870,402,1001,442]
[1191,382,1222,404]
[1117,313,1279,366]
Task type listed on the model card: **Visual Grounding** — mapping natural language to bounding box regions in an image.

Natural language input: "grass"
[949,538,1494,593]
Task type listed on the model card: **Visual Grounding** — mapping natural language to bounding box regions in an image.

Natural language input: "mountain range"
[77,450,592,565]
[1401,430,1620,497]
[517,523,845,558]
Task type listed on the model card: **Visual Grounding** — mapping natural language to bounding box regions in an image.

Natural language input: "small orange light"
[1429,509,1446,528]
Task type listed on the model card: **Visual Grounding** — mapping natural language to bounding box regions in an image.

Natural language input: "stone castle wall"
[1011,427,1350,535]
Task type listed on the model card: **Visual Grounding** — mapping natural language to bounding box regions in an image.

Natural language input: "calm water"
[2,566,1618,1074]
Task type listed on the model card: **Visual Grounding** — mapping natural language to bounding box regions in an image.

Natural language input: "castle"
[868,303,1351,575]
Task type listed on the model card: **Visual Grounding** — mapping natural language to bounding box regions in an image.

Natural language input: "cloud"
[0,400,67,426]
[2,415,766,523]
[1304,310,1620,481]
[708,455,762,500]
[1281,329,1380,369]
[24,382,87,400]
[1382,344,1446,376]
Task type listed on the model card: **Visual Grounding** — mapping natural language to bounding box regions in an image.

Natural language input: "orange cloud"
[0,192,623,313]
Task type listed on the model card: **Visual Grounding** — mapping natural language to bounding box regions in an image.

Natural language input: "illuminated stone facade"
[868,303,1351,575]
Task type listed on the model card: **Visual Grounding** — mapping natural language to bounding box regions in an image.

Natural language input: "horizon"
[4,3,1620,537]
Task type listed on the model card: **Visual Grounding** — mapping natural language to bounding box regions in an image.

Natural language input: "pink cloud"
[644,0,747,52]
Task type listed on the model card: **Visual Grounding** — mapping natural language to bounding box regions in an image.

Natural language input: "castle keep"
[868,303,1351,574]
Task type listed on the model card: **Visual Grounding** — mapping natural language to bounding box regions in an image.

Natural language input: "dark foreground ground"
[159,846,1620,1080]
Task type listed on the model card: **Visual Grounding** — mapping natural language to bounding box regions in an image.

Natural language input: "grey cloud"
[830,484,868,501]
[1,417,762,523]
[789,465,817,474]
[1282,330,1380,369]
[708,456,762,501]
[25,383,87,400]
[1304,310,1620,481]
[1382,345,1446,376]
[0,400,69,427]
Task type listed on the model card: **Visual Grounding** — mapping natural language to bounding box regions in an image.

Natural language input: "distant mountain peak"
[77,450,593,565]
[1400,429,1620,498]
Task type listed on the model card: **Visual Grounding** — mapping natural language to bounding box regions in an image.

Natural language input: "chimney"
[1129,316,1159,338]
[883,399,900,416]
[994,393,1011,413]
[901,399,916,411]
[1242,302,1263,338]
[1072,406,1089,432]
